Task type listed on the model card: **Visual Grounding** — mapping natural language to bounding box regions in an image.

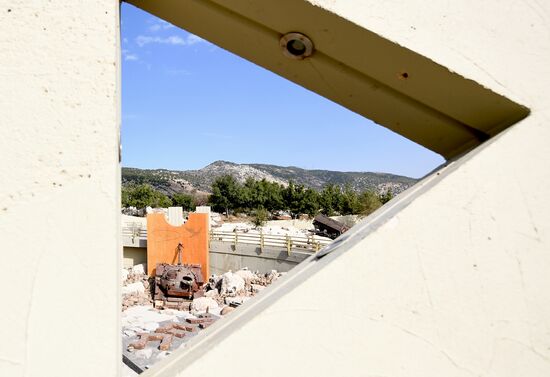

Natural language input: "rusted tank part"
[128,333,174,351]
[154,262,204,304]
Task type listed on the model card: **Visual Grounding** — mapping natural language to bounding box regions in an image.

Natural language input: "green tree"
[251,207,269,227]
[319,184,341,216]
[282,181,302,217]
[358,190,382,216]
[379,190,394,204]
[340,185,360,215]
[300,187,320,217]
[264,181,284,211]
[121,184,172,208]
[208,175,243,216]
[171,193,195,211]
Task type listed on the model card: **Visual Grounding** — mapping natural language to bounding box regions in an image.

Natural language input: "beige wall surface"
[123,247,147,268]
[143,1,550,376]
[0,1,120,376]
[1,0,548,376]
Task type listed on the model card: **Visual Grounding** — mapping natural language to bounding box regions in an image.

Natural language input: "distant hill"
[121,161,418,196]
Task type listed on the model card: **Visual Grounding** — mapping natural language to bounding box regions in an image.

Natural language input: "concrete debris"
[122,266,282,371]
[156,351,170,360]
[191,297,219,312]
[134,348,153,359]
[250,284,265,293]
[220,271,246,296]
[235,268,255,284]
[142,322,159,332]
[220,306,235,315]
[122,282,146,296]
[203,289,218,298]
[122,266,153,311]
[122,269,129,282]
[132,264,146,275]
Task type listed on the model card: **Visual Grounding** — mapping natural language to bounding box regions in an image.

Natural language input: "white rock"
[122,282,145,296]
[191,297,219,312]
[123,329,136,337]
[251,284,265,293]
[142,322,159,332]
[235,268,255,283]
[132,264,146,275]
[135,348,153,359]
[122,269,129,282]
[204,290,219,298]
[220,272,245,295]
[156,351,171,360]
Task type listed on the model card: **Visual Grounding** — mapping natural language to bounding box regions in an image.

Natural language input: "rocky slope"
[122,160,417,196]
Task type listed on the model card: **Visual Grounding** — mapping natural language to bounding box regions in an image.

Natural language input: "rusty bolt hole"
[280,32,314,60]
[399,72,409,80]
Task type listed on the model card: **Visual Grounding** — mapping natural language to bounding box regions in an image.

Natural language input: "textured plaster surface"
[143,1,550,376]
[0,1,120,376]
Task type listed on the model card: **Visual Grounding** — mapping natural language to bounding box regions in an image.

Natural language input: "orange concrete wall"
[146,213,209,281]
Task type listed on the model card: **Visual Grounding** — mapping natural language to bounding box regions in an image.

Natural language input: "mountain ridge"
[121,160,418,196]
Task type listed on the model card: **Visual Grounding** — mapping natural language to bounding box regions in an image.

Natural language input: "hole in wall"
[119,2,444,374]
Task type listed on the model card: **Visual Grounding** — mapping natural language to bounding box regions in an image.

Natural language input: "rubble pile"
[201,268,283,309]
[122,267,283,374]
[122,264,153,311]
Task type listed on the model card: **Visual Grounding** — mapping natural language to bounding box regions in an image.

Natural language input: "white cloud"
[135,33,207,48]
[148,24,161,32]
[122,49,139,61]
[136,35,187,47]
[125,54,139,61]
[186,34,204,45]
[148,20,176,32]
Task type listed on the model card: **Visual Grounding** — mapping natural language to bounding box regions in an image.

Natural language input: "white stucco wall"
[1,0,548,376]
[0,1,120,376]
[145,1,550,376]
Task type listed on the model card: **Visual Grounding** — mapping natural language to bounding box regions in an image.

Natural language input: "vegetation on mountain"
[122,161,417,197]
[121,162,413,216]
[207,175,386,218]
[171,192,195,211]
[122,184,173,209]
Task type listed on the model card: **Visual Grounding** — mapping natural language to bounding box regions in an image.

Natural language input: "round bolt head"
[280,32,314,60]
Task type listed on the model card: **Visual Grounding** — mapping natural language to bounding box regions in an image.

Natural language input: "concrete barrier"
[209,240,311,275]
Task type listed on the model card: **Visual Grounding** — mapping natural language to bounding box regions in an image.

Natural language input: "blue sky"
[121,3,444,179]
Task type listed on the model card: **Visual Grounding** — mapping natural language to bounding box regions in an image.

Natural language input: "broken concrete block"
[122,269,129,282]
[135,348,153,359]
[122,282,145,296]
[220,306,235,316]
[142,322,159,332]
[204,289,219,299]
[191,297,219,312]
[220,272,245,296]
[235,268,255,284]
[132,264,146,276]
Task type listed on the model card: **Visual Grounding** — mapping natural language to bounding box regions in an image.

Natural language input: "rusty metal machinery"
[153,243,204,309]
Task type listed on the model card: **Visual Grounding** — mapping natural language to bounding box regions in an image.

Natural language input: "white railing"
[122,222,147,247]
[121,224,333,254]
[209,230,332,254]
